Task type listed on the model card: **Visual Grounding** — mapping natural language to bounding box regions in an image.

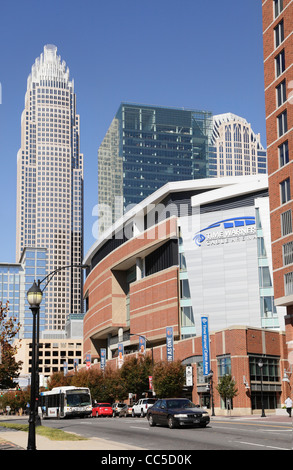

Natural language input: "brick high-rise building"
[16,45,84,331]
[262,0,293,368]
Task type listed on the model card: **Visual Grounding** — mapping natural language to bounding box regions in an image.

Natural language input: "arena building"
[83,175,291,414]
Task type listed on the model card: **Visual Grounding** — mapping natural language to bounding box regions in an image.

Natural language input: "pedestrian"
[284,396,292,417]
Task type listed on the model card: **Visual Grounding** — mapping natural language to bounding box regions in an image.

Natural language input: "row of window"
[273,2,293,293]
[198,354,280,383]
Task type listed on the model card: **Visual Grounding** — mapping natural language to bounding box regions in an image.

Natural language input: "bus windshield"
[66,390,91,407]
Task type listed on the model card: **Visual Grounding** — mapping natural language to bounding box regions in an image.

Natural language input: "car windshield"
[167,400,195,409]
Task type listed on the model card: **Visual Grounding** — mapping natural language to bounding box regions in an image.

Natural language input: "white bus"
[39,386,92,419]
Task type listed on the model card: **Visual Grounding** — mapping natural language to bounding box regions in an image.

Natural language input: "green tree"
[120,355,152,398]
[153,361,185,398]
[216,374,238,409]
[0,389,30,414]
[0,301,22,389]
[70,367,127,402]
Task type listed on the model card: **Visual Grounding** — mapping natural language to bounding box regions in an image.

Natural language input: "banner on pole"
[100,348,106,370]
[166,327,174,362]
[86,353,91,370]
[118,343,124,368]
[139,336,146,355]
[201,316,210,376]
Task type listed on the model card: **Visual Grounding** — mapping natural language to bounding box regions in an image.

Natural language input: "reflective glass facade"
[98,103,212,234]
[0,247,47,339]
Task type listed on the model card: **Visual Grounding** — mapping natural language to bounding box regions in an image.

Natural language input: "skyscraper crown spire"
[27,44,72,90]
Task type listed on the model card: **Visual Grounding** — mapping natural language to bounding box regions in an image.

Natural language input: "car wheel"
[148,414,156,427]
[167,415,176,429]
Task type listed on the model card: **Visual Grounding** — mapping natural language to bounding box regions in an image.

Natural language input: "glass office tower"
[0,248,46,339]
[98,103,213,235]
[16,45,84,331]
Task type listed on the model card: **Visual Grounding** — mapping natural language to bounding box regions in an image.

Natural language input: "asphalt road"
[39,415,292,451]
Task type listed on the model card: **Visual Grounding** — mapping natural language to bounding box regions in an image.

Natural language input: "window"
[274,20,284,48]
[283,241,293,265]
[274,0,283,18]
[275,50,285,77]
[249,356,280,382]
[260,296,277,318]
[259,266,272,288]
[181,306,195,327]
[280,178,290,204]
[276,80,286,107]
[284,271,293,296]
[217,355,231,378]
[279,141,289,167]
[281,210,292,236]
[277,110,287,137]
[257,237,267,257]
[180,279,191,299]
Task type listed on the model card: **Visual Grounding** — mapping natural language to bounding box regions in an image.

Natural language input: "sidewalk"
[0,415,144,451]
[210,414,293,423]
[0,430,144,450]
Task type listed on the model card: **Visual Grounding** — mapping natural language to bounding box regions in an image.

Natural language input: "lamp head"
[27,280,43,307]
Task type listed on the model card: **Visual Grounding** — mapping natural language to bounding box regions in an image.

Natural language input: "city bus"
[39,386,92,419]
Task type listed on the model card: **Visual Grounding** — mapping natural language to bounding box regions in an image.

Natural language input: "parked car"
[146,398,210,429]
[112,402,125,417]
[132,398,157,417]
[92,403,113,417]
[118,404,133,417]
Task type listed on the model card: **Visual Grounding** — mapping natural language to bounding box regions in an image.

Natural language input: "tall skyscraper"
[97,102,213,234]
[262,1,293,316]
[209,113,267,177]
[16,44,84,331]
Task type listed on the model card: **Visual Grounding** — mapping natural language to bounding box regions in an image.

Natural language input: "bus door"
[44,396,49,417]
[59,392,65,418]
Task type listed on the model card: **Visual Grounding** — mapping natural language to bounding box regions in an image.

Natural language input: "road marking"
[239,441,290,450]
[130,426,149,430]
[213,421,291,429]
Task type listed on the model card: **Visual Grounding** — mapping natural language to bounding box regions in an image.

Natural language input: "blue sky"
[0,0,266,263]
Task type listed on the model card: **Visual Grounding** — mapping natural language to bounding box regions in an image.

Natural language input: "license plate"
[193,419,200,423]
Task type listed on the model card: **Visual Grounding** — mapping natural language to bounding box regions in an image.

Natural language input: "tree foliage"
[0,301,22,389]
[0,389,30,413]
[120,355,152,398]
[152,360,185,398]
[44,356,186,402]
[216,374,238,406]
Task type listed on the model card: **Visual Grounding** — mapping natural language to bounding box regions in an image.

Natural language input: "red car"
[92,403,113,417]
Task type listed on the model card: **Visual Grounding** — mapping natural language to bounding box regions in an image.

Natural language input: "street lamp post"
[208,370,215,417]
[27,281,43,451]
[26,263,88,451]
[258,358,266,418]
